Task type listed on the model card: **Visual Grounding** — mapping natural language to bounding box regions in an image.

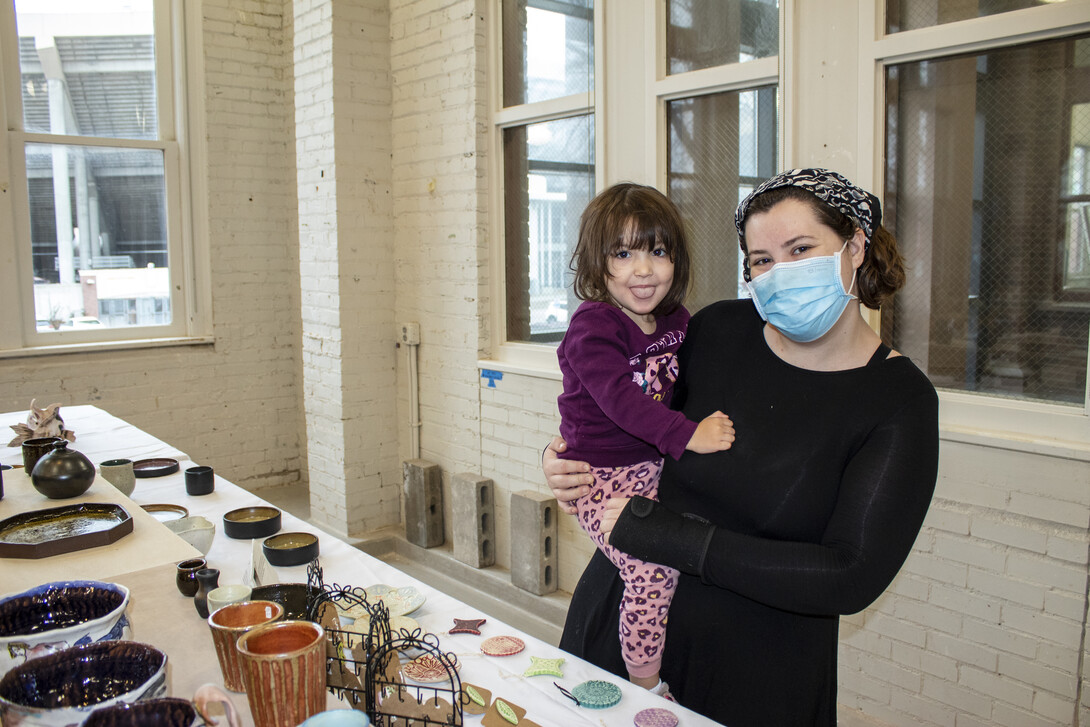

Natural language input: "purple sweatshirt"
[557,301,698,467]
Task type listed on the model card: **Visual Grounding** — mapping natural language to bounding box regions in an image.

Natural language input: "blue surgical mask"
[744,241,858,342]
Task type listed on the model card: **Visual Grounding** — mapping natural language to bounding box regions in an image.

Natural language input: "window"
[878,3,1090,426]
[496,0,780,349]
[500,0,595,345]
[0,0,205,353]
[664,0,779,310]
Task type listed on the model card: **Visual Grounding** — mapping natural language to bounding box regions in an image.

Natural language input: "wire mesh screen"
[884,34,1090,405]
[885,0,1067,34]
[666,0,779,75]
[667,86,778,313]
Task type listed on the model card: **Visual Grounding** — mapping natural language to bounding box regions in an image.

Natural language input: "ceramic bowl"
[301,709,371,726]
[0,580,131,678]
[0,640,168,727]
[249,583,324,621]
[164,515,216,555]
[262,532,319,567]
[222,506,281,539]
[84,697,197,727]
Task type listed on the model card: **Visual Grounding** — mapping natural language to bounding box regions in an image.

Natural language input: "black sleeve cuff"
[610,496,716,576]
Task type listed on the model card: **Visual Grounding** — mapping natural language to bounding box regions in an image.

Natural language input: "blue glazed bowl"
[0,580,131,679]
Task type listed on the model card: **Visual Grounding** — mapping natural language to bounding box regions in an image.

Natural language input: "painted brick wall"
[389,0,489,545]
[0,1,304,494]
[293,0,400,538]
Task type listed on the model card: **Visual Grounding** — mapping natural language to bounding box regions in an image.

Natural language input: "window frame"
[864,0,1090,450]
[0,0,211,357]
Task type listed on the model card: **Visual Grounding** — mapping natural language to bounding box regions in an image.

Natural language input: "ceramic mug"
[185,465,214,496]
[21,437,62,473]
[236,620,326,727]
[207,600,284,692]
[99,459,136,497]
[205,585,252,617]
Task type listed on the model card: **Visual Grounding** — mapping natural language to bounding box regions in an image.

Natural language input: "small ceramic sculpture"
[7,399,77,447]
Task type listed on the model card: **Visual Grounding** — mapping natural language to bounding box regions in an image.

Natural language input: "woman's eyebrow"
[747,234,815,256]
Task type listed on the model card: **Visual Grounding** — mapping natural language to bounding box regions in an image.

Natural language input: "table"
[1,406,718,726]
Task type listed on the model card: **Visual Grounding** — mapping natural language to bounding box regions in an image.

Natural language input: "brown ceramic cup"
[236,619,326,727]
[207,600,284,692]
[21,437,62,473]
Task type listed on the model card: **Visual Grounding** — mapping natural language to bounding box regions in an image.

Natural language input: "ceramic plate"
[350,614,420,637]
[402,653,454,683]
[141,504,189,523]
[480,635,525,657]
[364,584,426,617]
[0,503,133,559]
[132,458,180,478]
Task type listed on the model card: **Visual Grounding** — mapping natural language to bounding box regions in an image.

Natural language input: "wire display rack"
[306,561,464,726]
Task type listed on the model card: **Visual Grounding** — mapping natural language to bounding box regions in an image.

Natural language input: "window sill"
[939,425,1090,462]
[0,335,215,360]
[478,342,562,382]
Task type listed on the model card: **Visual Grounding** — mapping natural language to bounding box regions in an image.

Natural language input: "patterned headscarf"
[735,168,883,250]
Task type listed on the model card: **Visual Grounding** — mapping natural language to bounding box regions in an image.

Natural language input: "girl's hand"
[600,497,631,544]
[543,436,592,515]
[686,411,736,453]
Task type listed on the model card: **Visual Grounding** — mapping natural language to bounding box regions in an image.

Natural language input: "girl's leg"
[575,460,680,683]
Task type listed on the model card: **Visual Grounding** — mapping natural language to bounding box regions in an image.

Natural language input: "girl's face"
[743,198,864,286]
[605,236,675,327]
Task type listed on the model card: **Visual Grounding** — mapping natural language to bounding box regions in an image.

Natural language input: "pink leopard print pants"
[576,459,679,678]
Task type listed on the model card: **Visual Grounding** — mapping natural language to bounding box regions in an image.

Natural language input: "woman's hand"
[599,497,631,544]
[543,436,592,515]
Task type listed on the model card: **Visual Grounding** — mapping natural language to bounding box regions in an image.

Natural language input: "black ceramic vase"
[193,567,220,618]
[30,440,95,499]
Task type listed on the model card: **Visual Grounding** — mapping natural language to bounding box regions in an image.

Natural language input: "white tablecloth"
[1,405,719,726]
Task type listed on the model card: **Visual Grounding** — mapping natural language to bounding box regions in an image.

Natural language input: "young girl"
[557,183,735,697]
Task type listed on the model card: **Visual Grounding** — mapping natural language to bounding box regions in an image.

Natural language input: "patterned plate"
[402,653,454,683]
[634,707,678,727]
[480,635,525,656]
[335,584,426,620]
[571,679,621,709]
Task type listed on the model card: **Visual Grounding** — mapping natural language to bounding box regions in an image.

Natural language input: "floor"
[258,482,892,727]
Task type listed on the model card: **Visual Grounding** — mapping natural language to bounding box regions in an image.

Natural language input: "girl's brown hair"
[739,186,905,310]
[570,183,691,316]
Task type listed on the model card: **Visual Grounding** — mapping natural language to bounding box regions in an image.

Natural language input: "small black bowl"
[262,532,319,567]
[249,583,323,621]
[222,506,282,539]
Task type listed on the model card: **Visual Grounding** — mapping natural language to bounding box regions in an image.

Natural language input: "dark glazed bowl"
[84,697,197,727]
[222,506,282,539]
[249,583,324,621]
[262,532,319,567]
[0,580,131,678]
[0,641,167,725]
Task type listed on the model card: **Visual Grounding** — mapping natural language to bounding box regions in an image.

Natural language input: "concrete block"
[451,473,495,568]
[403,459,443,548]
[510,490,558,596]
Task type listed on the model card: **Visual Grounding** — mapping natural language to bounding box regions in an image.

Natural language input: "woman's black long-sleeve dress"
[560,300,939,726]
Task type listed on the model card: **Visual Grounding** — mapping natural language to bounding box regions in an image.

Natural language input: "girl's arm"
[563,310,698,459]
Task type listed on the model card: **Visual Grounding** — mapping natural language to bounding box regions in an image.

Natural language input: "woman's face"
[743,198,865,285]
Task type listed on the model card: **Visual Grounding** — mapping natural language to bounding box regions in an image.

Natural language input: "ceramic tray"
[132,458,179,478]
[0,503,133,559]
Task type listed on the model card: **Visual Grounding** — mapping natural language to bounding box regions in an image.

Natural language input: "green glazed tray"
[0,502,133,559]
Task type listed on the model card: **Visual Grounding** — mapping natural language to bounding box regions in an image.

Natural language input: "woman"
[544,168,939,726]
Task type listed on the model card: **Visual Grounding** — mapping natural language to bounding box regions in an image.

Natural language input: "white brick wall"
[6,3,1089,726]
[1,0,303,495]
